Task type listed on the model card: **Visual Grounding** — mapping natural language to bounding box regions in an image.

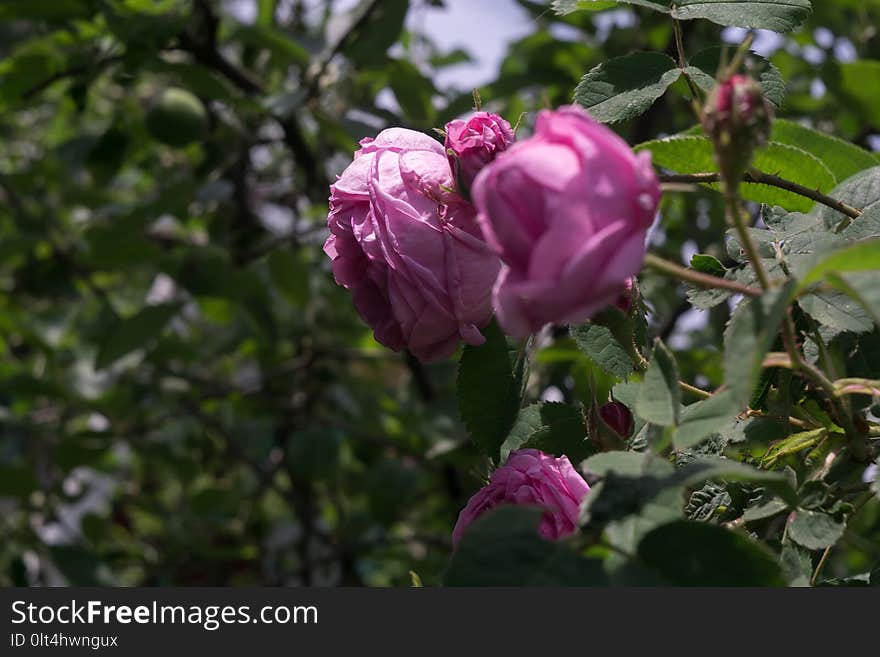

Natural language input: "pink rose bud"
[324,128,501,362]
[444,111,515,194]
[613,277,636,314]
[452,449,590,547]
[701,74,773,187]
[471,105,660,338]
[598,401,634,439]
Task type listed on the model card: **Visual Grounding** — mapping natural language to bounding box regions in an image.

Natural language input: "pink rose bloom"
[471,105,660,338]
[444,111,515,192]
[452,449,590,547]
[324,128,500,362]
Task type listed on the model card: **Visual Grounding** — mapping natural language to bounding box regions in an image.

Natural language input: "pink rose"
[452,449,590,547]
[324,128,501,362]
[444,111,515,193]
[471,105,660,338]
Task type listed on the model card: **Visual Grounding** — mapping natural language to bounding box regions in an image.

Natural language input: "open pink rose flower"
[444,111,515,192]
[471,104,660,338]
[452,449,590,547]
[324,128,500,362]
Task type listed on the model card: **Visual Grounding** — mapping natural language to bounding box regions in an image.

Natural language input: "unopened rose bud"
[613,278,637,314]
[701,74,773,189]
[444,111,514,195]
[598,401,634,439]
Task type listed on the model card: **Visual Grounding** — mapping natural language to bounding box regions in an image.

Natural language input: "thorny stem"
[672,19,701,111]
[658,171,862,220]
[642,252,761,297]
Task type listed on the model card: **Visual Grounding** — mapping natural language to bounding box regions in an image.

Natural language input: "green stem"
[725,187,771,290]
[642,253,761,297]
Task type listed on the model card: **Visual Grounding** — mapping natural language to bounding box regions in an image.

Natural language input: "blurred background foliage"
[1,0,879,586]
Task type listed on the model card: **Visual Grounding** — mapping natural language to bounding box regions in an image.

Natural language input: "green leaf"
[799,239,880,288]
[570,322,634,379]
[686,47,785,107]
[573,52,681,124]
[723,281,796,406]
[673,389,741,450]
[582,450,674,478]
[636,339,680,426]
[457,321,528,462]
[669,0,812,32]
[268,248,310,308]
[388,59,436,124]
[638,521,786,586]
[839,60,880,124]
[839,202,880,242]
[552,0,667,15]
[637,136,835,212]
[771,120,878,184]
[445,506,608,586]
[817,166,880,227]
[760,428,829,467]
[690,253,727,277]
[95,302,183,369]
[788,509,845,550]
[823,271,880,328]
[344,0,409,68]
[671,458,799,507]
[799,288,873,333]
[500,402,592,464]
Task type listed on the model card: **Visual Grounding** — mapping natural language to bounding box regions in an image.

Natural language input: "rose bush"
[452,449,591,546]
[324,127,500,362]
[471,105,661,338]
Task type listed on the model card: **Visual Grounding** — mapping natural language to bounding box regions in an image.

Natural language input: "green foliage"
[445,506,607,586]
[574,52,681,123]
[458,322,528,462]
[501,402,593,464]
[636,339,680,426]
[637,521,786,585]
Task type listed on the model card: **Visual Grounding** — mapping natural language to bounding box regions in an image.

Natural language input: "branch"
[658,170,862,220]
[642,252,762,297]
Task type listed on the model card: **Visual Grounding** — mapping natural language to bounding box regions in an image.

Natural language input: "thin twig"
[658,171,862,220]
[643,252,762,297]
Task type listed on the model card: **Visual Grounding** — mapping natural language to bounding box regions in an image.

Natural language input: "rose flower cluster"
[324,104,660,544]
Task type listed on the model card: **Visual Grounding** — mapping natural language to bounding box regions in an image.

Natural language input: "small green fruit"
[145,87,208,147]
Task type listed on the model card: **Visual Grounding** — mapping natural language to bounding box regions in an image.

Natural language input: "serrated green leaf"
[840,202,880,242]
[95,302,183,369]
[638,521,786,586]
[500,402,592,464]
[799,288,873,333]
[574,52,681,123]
[445,506,608,586]
[824,271,880,328]
[637,136,835,212]
[570,322,634,379]
[788,509,845,550]
[673,389,741,450]
[457,321,527,462]
[817,166,880,227]
[670,0,812,32]
[670,457,799,506]
[690,253,727,277]
[723,281,796,406]
[799,239,880,288]
[772,120,878,183]
[636,339,680,426]
[686,46,785,107]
